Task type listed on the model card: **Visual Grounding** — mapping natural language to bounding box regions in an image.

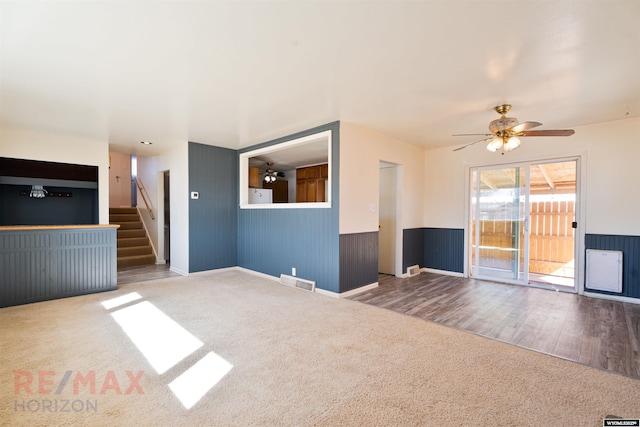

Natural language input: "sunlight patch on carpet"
[101,292,142,309]
[110,301,203,374]
[169,352,233,409]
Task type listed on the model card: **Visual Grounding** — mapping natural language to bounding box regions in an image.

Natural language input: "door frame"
[157,170,170,264]
[464,154,586,293]
[378,161,403,277]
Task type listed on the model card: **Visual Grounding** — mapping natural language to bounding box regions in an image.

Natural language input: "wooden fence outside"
[472,200,575,278]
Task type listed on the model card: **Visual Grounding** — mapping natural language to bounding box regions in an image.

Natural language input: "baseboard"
[584,291,640,305]
[421,267,464,277]
[235,267,281,283]
[155,259,166,265]
[188,266,379,298]
[315,282,378,299]
[169,266,188,276]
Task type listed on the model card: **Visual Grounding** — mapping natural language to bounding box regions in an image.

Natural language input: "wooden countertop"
[0,224,120,231]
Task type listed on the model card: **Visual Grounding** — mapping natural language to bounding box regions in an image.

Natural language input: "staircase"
[109,207,156,269]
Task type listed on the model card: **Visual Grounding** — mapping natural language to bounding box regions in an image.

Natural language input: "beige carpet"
[1,269,638,426]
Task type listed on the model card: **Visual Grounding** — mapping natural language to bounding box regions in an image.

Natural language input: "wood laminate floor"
[349,272,640,380]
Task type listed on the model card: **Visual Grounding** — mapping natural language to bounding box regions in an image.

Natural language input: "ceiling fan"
[261,162,284,183]
[453,104,575,153]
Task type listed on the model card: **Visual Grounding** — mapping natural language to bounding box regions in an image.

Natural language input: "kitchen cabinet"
[296,164,327,202]
[249,167,259,188]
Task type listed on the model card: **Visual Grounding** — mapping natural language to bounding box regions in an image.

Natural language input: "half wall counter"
[0,224,119,308]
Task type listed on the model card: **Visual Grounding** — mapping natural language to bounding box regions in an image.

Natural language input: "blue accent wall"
[237,122,340,292]
[402,228,425,272]
[339,232,378,293]
[402,227,464,274]
[0,226,117,307]
[424,228,464,273]
[1,184,98,226]
[188,142,238,273]
[585,234,640,298]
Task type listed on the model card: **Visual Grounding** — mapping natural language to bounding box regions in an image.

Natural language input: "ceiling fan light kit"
[262,162,280,183]
[453,104,574,153]
[486,137,504,152]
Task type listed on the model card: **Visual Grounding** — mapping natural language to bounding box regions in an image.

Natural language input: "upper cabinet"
[249,167,259,188]
[296,164,328,203]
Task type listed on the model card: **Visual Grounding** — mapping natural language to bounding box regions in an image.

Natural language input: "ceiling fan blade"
[453,136,493,151]
[520,129,575,137]
[510,121,542,133]
[452,133,492,137]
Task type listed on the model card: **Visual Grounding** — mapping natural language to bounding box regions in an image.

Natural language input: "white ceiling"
[2,1,639,156]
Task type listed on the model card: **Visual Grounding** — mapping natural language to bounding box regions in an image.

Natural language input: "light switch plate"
[191,191,199,199]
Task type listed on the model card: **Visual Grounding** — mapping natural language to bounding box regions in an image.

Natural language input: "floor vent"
[407,265,421,277]
[280,274,316,292]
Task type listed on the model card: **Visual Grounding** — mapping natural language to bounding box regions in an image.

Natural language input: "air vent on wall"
[280,274,316,292]
[407,265,420,277]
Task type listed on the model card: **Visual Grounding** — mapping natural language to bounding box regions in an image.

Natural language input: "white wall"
[155,142,189,275]
[340,122,424,234]
[424,117,640,236]
[0,126,110,223]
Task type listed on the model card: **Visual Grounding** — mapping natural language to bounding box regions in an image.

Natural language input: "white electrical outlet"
[292,267,296,277]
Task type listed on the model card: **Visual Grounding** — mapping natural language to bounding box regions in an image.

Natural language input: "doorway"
[108,151,132,208]
[469,159,578,291]
[163,171,170,264]
[378,162,400,276]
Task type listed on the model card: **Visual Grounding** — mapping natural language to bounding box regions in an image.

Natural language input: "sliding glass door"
[469,159,577,291]
[471,166,528,284]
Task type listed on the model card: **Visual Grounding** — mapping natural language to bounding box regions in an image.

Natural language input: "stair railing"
[134,178,155,220]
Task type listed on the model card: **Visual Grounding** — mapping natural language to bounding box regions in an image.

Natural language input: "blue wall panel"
[585,234,640,298]
[0,227,117,307]
[238,122,340,292]
[238,208,339,292]
[339,232,378,293]
[423,228,464,273]
[402,228,424,272]
[189,142,238,272]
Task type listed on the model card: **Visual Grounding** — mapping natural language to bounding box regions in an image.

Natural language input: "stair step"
[118,254,156,268]
[110,214,140,223]
[118,237,150,248]
[117,229,146,239]
[118,245,152,257]
[112,221,143,230]
[110,207,137,214]
[110,207,154,269]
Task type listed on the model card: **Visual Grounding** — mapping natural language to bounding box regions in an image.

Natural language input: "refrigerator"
[248,188,272,204]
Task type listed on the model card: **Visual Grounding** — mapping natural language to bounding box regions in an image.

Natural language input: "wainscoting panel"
[339,232,379,293]
[402,228,424,272]
[0,226,118,308]
[238,206,340,292]
[423,228,465,273]
[585,234,640,299]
